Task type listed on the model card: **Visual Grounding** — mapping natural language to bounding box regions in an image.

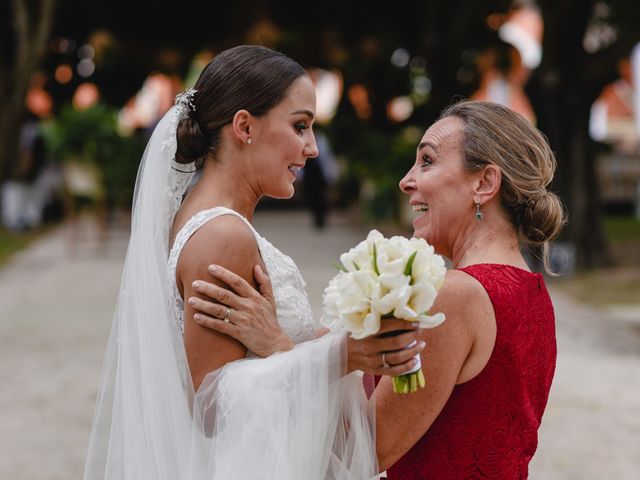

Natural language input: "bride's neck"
[185,159,259,221]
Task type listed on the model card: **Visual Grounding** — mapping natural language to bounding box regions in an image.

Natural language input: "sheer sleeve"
[189,331,378,479]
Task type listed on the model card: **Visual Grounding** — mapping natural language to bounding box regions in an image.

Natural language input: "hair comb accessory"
[175,88,198,112]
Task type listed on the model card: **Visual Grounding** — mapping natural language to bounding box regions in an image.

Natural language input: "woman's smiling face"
[250,75,319,199]
[399,117,477,255]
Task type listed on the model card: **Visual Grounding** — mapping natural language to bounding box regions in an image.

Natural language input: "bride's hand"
[189,264,295,357]
[347,319,425,376]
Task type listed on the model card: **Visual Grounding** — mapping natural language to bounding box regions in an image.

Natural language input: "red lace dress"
[386,264,557,480]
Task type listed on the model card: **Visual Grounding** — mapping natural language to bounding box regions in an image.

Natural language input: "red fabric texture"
[386,264,556,480]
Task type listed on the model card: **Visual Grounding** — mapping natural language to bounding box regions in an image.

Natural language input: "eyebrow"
[418,141,437,152]
[290,109,315,119]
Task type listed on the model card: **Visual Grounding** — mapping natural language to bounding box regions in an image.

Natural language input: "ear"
[472,164,501,206]
[231,109,254,145]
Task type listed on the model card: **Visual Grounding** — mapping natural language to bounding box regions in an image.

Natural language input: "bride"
[83,45,422,480]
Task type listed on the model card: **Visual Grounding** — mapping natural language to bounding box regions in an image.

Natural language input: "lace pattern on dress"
[167,207,316,351]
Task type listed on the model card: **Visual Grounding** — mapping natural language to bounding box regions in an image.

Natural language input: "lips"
[411,202,429,213]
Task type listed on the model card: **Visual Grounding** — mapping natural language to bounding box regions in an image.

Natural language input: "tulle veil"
[82,103,378,479]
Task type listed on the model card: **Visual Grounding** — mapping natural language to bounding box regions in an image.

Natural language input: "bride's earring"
[246,138,253,145]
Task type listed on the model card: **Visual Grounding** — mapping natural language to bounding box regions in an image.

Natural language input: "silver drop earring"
[475,202,483,220]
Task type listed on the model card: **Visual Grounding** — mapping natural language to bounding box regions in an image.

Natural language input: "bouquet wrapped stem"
[322,230,447,395]
[392,359,426,394]
[380,327,427,394]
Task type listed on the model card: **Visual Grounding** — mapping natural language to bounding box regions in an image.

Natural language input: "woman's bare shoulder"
[178,214,260,282]
[433,269,490,314]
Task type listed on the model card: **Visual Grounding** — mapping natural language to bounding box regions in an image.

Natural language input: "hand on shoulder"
[178,214,262,389]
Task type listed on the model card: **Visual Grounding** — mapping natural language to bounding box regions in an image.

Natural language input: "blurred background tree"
[528,0,640,268]
[0,0,57,181]
[1,0,639,270]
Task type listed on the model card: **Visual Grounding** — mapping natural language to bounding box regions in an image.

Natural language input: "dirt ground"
[0,210,638,479]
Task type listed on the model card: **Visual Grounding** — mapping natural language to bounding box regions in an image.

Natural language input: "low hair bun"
[519,192,566,245]
[175,116,207,165]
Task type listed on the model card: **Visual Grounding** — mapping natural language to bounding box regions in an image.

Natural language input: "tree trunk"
[566,104,611,268]
[527,0,620,269]
[0,0,57,182]
[417,0,511,125]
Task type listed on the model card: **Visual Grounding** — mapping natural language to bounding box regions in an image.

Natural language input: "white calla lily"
[322,229,448,393]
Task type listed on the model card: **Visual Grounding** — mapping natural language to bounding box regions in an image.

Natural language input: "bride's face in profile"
[250,75,319,199]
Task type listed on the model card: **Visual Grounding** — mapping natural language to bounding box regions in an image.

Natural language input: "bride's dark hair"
[175,45,306,166]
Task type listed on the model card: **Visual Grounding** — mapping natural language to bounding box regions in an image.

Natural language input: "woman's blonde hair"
[440,100,567,274]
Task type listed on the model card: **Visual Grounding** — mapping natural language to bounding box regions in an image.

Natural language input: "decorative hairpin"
[175,88,197,112]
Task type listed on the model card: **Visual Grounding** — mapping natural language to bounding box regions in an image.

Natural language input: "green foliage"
[44,104,117,161]
[336,122,423,221]
[604,216,640,242]
[43,104,145,209]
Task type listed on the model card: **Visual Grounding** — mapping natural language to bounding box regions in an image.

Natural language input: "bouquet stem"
[392,368,425,394]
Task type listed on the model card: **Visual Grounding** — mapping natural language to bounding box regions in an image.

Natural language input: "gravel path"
[0,210,638,479]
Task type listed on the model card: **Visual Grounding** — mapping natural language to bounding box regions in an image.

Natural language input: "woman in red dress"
[370,100,566,479]
[192,100,566,479]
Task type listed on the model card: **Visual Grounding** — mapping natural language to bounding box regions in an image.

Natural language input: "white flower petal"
[366,230,384,243]
[371,284,412,316]
[410,280,438,314]
[393,305,418,321]
[352,270,377,295]
[379,272,410,290]
[417,312,446,328]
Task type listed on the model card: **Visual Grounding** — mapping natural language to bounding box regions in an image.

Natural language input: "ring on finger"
[224,307,232,323]
[382,352,390,369]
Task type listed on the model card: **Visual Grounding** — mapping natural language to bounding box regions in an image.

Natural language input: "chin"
[412,226,430,242]
[268,185,295,200]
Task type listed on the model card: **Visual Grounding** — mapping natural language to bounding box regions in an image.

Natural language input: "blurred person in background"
[301,126,339,229]
[2,73,63,230]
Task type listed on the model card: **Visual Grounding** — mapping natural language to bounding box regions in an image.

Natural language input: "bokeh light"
[387,96,414,122]
[54,64,73,84]
[72,83,100,110]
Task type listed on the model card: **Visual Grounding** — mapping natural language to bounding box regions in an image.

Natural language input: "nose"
[399,167,416,194]
[304,133,319,159]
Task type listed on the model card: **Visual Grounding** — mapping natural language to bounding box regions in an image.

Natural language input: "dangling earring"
[246,138,253,145]
[475,202,483,221]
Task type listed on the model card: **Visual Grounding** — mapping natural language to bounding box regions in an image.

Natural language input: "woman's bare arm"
[374,270,496,470]
[178,215,263,390]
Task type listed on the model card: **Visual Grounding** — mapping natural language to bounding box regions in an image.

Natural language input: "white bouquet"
[321,230,447,394]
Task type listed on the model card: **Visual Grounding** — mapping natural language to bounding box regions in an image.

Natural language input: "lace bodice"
[167,207,316,351]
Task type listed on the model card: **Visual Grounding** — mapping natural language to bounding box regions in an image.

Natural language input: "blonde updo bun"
[441,100,568,274]
[519,192,566,245]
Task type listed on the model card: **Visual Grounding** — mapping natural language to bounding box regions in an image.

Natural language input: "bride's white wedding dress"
[168,206,316,346]
[83,104,377,479]
[168,207,376,479]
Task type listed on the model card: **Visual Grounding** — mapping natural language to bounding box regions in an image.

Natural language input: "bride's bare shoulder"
[177,213,261,286]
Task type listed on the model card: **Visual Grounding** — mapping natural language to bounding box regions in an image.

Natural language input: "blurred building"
[590,45,640,216]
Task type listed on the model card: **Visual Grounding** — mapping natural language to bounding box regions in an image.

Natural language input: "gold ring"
[382,352,390,369]
[224,307,232,323]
